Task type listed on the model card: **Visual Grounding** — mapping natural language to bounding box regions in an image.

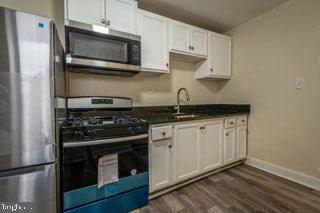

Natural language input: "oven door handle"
[63,134,149,148]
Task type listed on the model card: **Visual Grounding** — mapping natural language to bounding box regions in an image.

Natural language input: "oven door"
[62,135,148,211]
[65,26,141,76]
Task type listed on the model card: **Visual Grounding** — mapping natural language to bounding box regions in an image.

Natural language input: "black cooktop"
[62,115,149,142]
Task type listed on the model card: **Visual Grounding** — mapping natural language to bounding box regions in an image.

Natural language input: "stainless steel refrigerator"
[0,7,66,213]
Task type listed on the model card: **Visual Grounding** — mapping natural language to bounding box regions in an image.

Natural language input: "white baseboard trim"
[245,157,320,191]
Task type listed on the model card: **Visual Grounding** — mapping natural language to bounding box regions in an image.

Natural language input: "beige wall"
[0,0,65,43]
[69,60,219,106]
[219,0,320,177]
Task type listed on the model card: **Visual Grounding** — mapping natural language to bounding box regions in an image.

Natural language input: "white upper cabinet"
[67,0,105,26]
[170,21,191,54]
[66,0,137,34]
[169,21,208,60]
[138,9,169,74]
[195,32,232,80]
[211,33,232,77]
[191,28,208,57]
[106,0,137,34]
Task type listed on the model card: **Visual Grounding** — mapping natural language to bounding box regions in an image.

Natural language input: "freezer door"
[0,7,56,170]
[0,164,56,213]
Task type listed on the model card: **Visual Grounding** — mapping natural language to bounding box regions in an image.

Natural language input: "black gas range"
[62,97,149,145]
[61,97,149,213]
[62,115,149,144]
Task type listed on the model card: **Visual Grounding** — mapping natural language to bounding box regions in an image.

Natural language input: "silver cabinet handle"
[63,134,149,148]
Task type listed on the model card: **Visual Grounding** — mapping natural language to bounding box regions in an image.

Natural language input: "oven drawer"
[151,126,173,141]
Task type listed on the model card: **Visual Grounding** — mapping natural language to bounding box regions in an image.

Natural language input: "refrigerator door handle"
[0,165,45,178]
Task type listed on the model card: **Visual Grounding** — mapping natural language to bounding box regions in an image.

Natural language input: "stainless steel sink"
[174,114,199,119]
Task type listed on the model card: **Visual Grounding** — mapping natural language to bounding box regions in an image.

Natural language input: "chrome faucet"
[174,88,190,114]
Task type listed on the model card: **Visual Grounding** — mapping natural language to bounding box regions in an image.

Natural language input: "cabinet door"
[210,32,232,77]
[170,21,191,54]
[200,120,223,173]
[173,123,201,183]
[67,0,105,26]
[139,10,169,73]
[224,128,237,165]
[237,125,247,160]
[106,0,137,34]
[191,28,208,57]
[150,139,172,192]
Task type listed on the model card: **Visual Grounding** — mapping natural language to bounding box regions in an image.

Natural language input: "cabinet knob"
[101,19,106,24]
[168,145,172,148]
[230,122,234,125]
[166,63,169,67]
[189,46,192,50]
[162,132,166,136]
[210,68,213,72]
[226,133,229,136]
[192,46,195,50]
[106,20,111,26]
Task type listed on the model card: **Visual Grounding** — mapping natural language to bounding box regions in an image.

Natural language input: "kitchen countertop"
[138,112,249,125]
[132,104,250,125]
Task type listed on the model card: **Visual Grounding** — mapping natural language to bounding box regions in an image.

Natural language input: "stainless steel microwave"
[65,20,141,77]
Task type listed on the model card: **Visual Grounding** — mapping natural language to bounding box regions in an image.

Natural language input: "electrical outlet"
[296,79,304,89]
[147,85,154,95]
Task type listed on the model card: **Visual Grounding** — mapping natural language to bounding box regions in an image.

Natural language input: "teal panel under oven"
[64,172,148,210]
[64,186,149,213]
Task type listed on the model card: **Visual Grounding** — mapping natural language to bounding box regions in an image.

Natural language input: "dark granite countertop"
[132,104,250,125]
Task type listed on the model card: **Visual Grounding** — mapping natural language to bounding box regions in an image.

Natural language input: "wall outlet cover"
[296,79,304,89]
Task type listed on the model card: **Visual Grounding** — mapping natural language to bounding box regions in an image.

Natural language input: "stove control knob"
[87,130,97,137]
[74,131,84,138]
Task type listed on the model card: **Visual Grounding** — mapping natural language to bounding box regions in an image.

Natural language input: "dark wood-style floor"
[132,164,320,213]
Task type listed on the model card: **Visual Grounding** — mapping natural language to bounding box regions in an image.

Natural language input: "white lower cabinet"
[172,123,201,183]
[237,124,247,160]
[150,116,247,194]
[200,120,224,173]
[223,128,237,165]
[150,138,172,192]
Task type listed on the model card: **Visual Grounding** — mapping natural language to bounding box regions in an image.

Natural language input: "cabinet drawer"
[151,126,173,141]
[237,116,247,126]
[224,118,236,128]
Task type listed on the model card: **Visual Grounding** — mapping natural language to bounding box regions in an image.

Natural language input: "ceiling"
[137,0,289,33]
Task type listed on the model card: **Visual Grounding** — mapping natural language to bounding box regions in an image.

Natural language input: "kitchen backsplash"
[68,60,220,106]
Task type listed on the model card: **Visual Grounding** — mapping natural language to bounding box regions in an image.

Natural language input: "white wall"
[69,60,219,106]
[0,0,65,43]
[219,0,320,178]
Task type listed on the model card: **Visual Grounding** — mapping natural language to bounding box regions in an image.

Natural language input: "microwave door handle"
[63,134,149,148]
